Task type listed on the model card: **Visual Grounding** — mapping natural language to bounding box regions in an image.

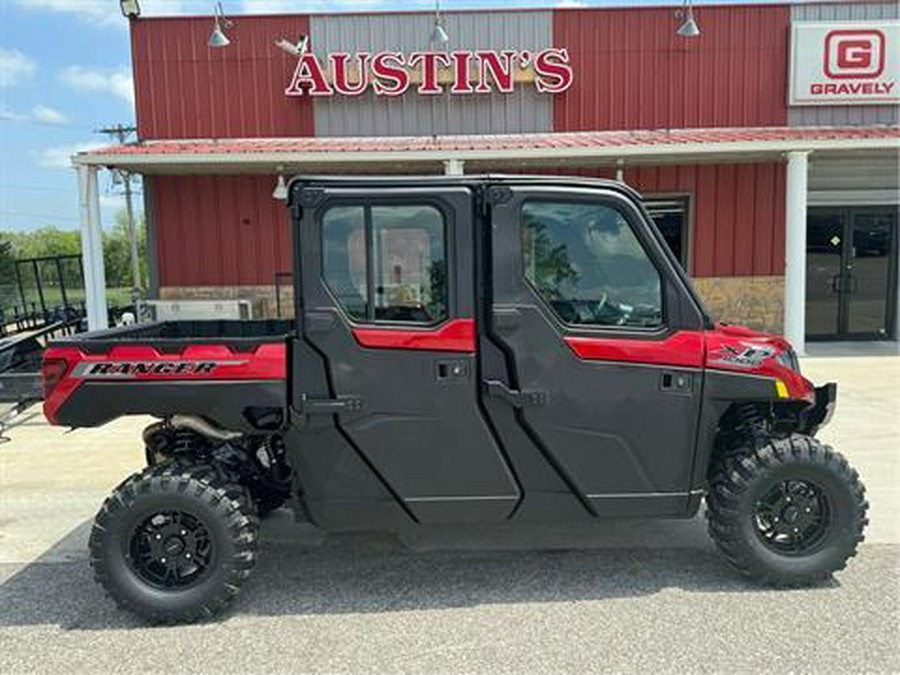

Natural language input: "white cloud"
[0,106,26,122]
[557,0,588,6]
[12,0,122,26]
[31,104,68,124]
[100,193,127,211]
[0,104,68,125]
[39,141,108,169]
[0,48,37,88]
[59,66,134,104]
[241,0,389,13]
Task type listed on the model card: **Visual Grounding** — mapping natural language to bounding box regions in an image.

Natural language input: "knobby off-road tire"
[89,463,259,623]
[706,434,868,586]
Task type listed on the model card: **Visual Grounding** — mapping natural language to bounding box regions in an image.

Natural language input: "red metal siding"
[552,5,790,131]
[153,175,292,286]
[623,163,786,278]
[131,16,314,139]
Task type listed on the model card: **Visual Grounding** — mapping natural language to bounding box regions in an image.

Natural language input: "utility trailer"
[41,176,867,623]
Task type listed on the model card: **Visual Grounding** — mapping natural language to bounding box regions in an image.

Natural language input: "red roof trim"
[82,126,899,158]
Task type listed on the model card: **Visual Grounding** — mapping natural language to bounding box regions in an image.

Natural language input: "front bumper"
[798,382,837,436]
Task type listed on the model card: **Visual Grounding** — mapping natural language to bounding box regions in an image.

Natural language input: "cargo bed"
[43,320,293,430]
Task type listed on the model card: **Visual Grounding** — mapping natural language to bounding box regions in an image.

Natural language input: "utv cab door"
[483,183,707,517]
[291,182,518,526]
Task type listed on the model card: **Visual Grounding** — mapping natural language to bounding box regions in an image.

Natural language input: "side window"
[323,206,367,321]
[322,204,448,324]
[522,200,663,328]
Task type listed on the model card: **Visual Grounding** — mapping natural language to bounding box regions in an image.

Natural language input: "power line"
[97,123,143,307]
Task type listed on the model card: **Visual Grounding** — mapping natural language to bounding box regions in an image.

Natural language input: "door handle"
[492,308,521,332]
[659,371,693,393]
[830,274,842,294]
[483,380,549,407]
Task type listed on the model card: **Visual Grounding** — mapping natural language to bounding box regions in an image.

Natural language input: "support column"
[77,164,108,331]
[784,151,809,355]
[443,158,465,176]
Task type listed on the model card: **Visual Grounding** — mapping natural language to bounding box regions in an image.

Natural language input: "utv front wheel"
[707,435,867,586]
[89,463,259,623]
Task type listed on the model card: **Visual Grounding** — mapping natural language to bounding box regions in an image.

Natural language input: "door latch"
[659,371,693,393]
[483,380,549,408]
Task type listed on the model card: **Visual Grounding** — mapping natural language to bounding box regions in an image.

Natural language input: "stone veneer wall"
[162,278,785,334]
[692,276,784,334]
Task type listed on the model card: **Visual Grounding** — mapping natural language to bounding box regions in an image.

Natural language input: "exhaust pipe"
[168,414,243,442]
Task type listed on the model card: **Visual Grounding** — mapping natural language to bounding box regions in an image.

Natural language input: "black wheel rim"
[128,510,214,589]
[753,479,831,556]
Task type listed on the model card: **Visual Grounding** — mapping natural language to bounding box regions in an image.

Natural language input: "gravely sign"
[285,49,573,97]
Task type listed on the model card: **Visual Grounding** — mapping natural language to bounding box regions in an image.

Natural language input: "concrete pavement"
[0,352,898,673]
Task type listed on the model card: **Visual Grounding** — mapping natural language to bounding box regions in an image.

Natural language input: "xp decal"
[708,342,777,369]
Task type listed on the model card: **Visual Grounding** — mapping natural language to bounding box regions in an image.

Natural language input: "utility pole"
[97,124,141,319]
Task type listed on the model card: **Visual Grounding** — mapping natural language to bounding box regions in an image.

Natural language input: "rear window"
[323,204,448,324]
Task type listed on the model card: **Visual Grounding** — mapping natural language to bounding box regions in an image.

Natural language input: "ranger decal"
[70,360,248,378]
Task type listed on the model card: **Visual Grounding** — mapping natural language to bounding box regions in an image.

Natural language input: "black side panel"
[294,186,519,525]
[484,185,706,518]
[56,380,285,432]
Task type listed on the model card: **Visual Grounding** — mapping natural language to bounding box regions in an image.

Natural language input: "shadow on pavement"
[0,511,838,631]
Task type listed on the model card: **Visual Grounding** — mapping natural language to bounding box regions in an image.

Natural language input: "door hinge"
[293,394,363,419]
[483,380,549,408]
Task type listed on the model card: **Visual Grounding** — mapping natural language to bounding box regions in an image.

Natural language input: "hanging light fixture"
[676,0,701,38]
[119,0,141,18]
[430,0,450,46]
[272,173,288,201]
[209,2,234,48]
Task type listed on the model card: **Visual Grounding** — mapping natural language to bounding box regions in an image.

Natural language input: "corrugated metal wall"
[552,5,790,131]
[788,2,900,126]
[310,11,553,136]
[626,164,786,278]
[131,16,315,139]
[152,163,785,287]
[153,175,291,286]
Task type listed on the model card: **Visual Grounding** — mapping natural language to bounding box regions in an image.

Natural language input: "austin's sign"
[789,21,899,105]
[285,49,573,97]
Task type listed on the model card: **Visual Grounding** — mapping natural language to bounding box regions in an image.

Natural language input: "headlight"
[775,348,800,373]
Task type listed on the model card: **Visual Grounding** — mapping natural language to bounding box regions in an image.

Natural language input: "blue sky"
[0,0,793,233]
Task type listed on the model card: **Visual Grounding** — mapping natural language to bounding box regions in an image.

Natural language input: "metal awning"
[72,125,900,174]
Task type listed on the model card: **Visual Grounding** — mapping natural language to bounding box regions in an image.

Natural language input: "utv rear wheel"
[89,463,259,623]
[706,435,867,586]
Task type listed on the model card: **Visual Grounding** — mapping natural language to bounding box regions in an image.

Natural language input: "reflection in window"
[522,201,663,328]
[323,206,367,321]
[322,204,448,324]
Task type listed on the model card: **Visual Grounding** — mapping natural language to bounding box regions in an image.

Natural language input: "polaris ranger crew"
[42,176,867,623]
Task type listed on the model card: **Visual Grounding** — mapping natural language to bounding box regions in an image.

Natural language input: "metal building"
[75,1,900,352]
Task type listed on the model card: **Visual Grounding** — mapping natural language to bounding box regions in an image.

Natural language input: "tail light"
[41,358,68,398]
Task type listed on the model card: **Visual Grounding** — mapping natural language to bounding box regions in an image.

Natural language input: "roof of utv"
[287,174,643,205]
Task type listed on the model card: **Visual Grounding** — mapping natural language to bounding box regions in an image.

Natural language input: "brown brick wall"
[693,276,784,334]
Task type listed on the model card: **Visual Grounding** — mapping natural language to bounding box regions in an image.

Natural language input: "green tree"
[103,211,147,290]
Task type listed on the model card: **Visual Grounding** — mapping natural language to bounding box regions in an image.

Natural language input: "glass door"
[806,210,845,339]
[847,209,897,338]
[806,207,898,341]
